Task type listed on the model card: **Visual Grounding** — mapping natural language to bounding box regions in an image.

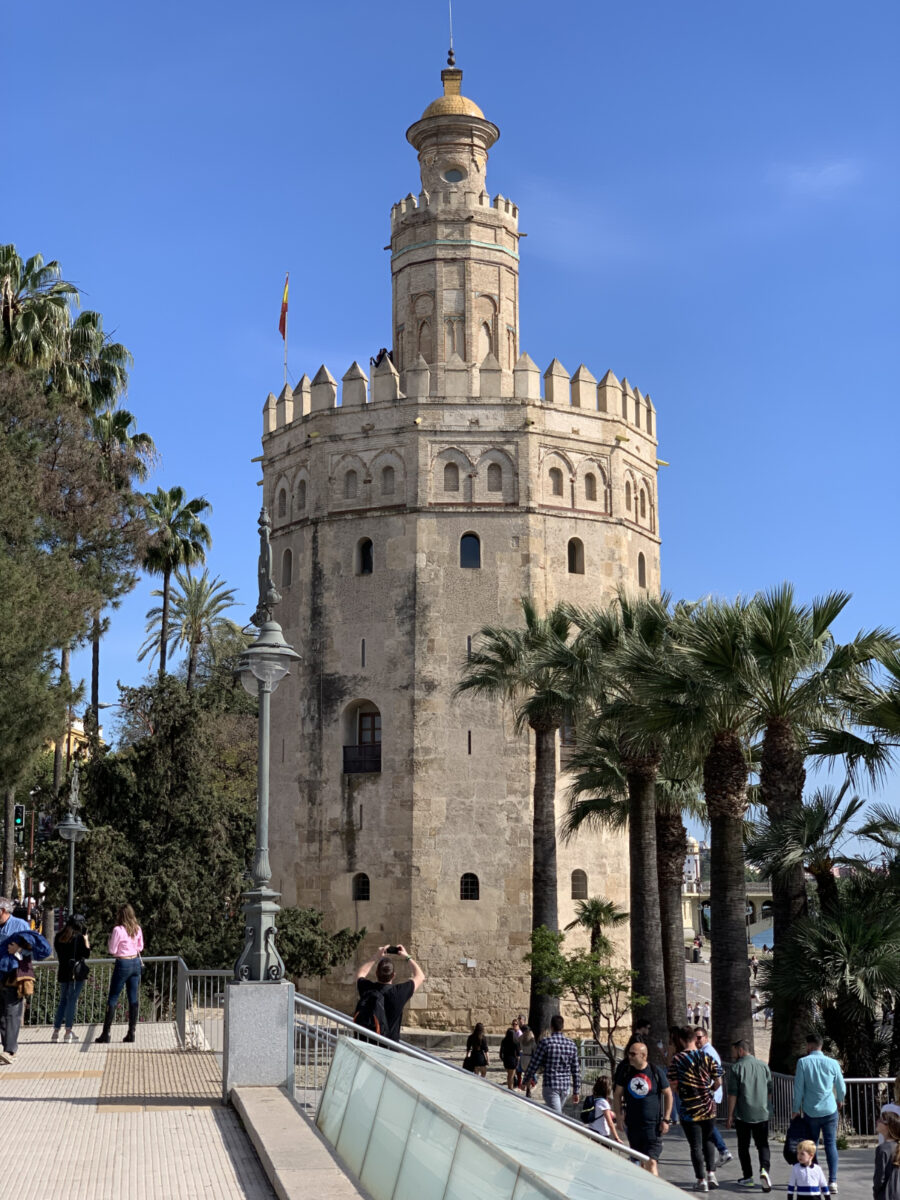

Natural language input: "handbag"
[15,957,35,999]
[73,958,90,982]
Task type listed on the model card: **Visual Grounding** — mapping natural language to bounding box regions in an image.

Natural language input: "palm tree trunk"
[705,730,754,1060]
[186,644,197,691]
[656,807,688,1030]
[52,646,71,798]
[159,567,171,679]
[90,610,101,730]
[528,723,560,1036]
[810,867,841,915]
[760,716,810,1072]
[625,759,668,1062]
[2,786,15,897]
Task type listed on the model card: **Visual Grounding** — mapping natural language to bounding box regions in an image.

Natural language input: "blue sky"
[8,2,900,802]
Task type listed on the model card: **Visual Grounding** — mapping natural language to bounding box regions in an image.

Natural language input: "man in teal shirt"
[727,1040,773,1191]
[792,1033,846,1190]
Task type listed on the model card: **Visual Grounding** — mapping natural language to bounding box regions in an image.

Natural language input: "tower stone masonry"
[261,66,661,1029]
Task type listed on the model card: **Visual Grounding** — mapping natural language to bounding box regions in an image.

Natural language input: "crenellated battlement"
[390,188,518,229]
[263,354,656,441]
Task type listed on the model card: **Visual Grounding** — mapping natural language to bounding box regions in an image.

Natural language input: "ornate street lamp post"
[56,761,89,917]
[233,507,300,982]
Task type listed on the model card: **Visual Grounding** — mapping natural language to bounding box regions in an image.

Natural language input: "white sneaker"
[707,1172,719,1190]
[694,1181,709,1193]
[717,1151,733,1167]
[63,1031,77,1044]
[51,1029,60,1042]
[760,1167,771,1192]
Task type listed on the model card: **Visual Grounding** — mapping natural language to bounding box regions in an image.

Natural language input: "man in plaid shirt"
[524,1014,581,1113]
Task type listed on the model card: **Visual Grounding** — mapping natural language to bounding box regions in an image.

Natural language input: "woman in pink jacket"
[94,904,144,1045]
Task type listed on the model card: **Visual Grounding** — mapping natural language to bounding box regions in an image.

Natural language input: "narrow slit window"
[297,479,307,510]
[361,638,366,668]
[584,473,596,502]
[467,731,472,755]
[277,488,287,518]
[344,469,358,500]
[638,552,647,589]
[281,548,293,588]
[549,467,563,496]
[625,480,632,511]
[381,465,395,496]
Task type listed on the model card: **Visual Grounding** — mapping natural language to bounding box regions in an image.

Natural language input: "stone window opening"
[638,552,647,589]
[297,479,307,510]
[281,548,292,588]
[567,538,584,575]
[466,635,472,660]
[460,532,481,569]
[585,473,597,502]
[478,321,493,360]
[625,480,632,511]
[571,869,588,900]
[444,461,460,492]
[356,537,374,576]
[352,873,370,902]
[460,873,480,901]
[640,489,647,519]
[467,731,472,755]
[343,700,382,774]
[277,488,287,518]
[344,469,358,500]
[549,467,563,497]
[381,465,395,496]
[361,638,366,668]
[486,462,503,493]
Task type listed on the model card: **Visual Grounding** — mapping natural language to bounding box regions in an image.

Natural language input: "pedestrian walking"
[524,1014,581,1115]
[702,1002,711,1032]
[695,1028,733,1167]
[693,1002,702,1025]
[750,955,759,981]
[518,1025,536,1096]
[613,1040,673,1176]
[751,988,761,1022]
[463,1022,489,1077]
[499,1025,519,1089]
[787,1139,830,1197]
[669,1025,724,1192]
[873,1113,900,1200]
[94,904,145,1045]
[727,1039,773,1192]
[354,944,425,1043]
[51,914,90,1044]
[792,1033,846,1192]
[583,1076,621,1142]
[0,897,32,1061]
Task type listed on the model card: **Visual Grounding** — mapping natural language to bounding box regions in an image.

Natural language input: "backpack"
[783,1113,812,1165]
[580,1096,598,1124]
[353,986,388,1036]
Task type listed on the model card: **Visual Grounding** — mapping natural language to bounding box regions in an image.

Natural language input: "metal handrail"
[293,991,646,1162]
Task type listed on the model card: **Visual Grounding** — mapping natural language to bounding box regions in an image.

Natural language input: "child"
[584,1076,621,1143]
[873,1113,900,1200]
[788,1140,830,1196]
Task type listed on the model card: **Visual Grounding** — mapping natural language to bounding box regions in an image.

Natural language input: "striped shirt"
[788,1161,830,1195]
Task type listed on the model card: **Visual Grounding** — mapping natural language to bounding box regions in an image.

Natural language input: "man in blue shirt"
[792,1033,846,1191]
[0,898,32,1061]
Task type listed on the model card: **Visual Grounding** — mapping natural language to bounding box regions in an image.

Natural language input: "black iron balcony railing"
[343,743,381,774]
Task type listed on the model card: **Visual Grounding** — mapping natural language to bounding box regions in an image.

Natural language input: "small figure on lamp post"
[56,760,89,919]
[233,507,300,983]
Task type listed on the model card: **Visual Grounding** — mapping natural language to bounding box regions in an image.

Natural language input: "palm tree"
[744,584,897,1069]
[455,598,573,1035]
[0,244,76,369]
[142,487,212,679]
[139,569,241,689]
[629,598,756,1059]
[565,895,629,1039]
[57,309,133,411]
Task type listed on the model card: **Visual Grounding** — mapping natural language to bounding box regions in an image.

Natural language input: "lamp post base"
[234,885,286,983]
[222,978,295,1102]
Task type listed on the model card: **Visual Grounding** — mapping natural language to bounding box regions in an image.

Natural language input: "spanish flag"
[278,273,289,340]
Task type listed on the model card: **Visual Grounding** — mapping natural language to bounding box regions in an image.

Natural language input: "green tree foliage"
[525,925,646,1067]
[274,907,365,980]
[0,245,76,369]
[139,568,241,689]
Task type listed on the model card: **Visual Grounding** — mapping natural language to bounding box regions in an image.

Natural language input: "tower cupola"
[406,68,499,197]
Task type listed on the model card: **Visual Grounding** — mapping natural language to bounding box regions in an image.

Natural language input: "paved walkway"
[0,1024,274,1200]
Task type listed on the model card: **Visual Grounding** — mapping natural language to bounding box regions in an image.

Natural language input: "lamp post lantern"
[233,507,300,983]
[56,761,89,917]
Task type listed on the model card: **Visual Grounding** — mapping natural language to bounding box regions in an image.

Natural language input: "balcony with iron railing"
[343,743,381,774]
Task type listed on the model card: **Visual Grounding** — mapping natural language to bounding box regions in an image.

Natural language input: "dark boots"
[123,1003,138,1043]
[94,1011,113,1044]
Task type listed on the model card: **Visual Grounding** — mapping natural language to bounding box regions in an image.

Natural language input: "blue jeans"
[107,958,142,1011]
[542,1086,564,1114]
[54,979,86,1030]
[805,1110,839,1182]
[711,1121,727,1154]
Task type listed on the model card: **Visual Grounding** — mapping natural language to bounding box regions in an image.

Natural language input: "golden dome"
[421,68,484,121]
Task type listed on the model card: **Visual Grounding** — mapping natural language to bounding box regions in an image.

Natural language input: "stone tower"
[261,66,661,1029]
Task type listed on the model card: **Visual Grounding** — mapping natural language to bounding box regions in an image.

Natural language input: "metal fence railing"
[293,992,646,1164]
[772,1071,896,1139]
[177,965,230,1053]
[26,956,181,1028]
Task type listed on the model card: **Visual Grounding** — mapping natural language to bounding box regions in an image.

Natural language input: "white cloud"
[773,159,862,199]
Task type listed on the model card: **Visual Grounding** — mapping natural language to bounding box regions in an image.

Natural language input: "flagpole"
[283,273,288,388]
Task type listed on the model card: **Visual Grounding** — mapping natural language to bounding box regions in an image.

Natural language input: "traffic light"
[13,804,24,828]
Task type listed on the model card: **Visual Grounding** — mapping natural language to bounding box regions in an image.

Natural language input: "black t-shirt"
[356,978,415,1042]
[614,1060,669,1127]
[54,933,89,984]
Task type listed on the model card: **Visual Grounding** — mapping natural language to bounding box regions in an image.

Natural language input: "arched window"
[381,465,395,496]
[584,473,597,502]
[344,469,358,500]
[460,873,480,901]
[486,463,502,493]
[571,870,588,900]
[277,488,287,518]
[478,321,493,360]
[567,538,584,575]
[638,552,647,589]
[549,467,563,497]
[357,538,373,576]
[444,462,460,492]
[343,700,381,774]
[352,873,370,902]
[640,489,647,519]
[281,548,293,588]
[418,320,433,362]
[297,479,307,510]
[460,532,481,569]
[625,480,632,511]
